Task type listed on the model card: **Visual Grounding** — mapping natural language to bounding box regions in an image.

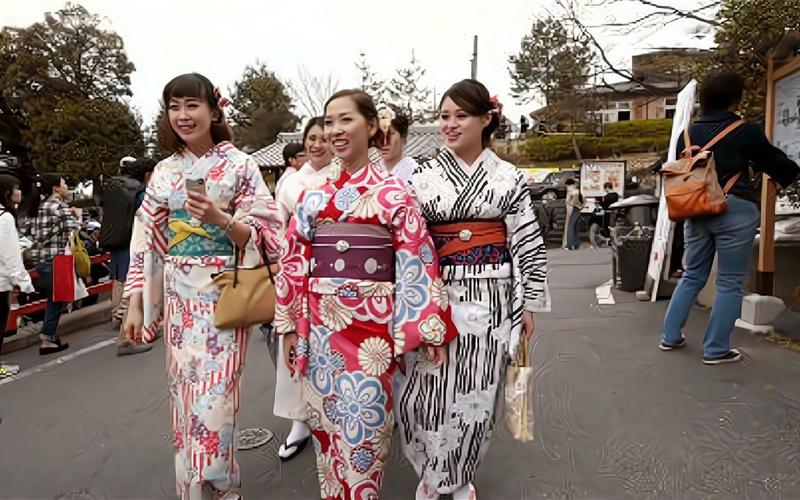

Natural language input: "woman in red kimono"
[275,89,453,500]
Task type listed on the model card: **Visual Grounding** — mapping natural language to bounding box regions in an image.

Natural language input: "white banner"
[645,80,697,301]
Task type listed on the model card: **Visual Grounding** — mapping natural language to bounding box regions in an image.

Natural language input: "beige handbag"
[213,241,276,330]
[504,336,535,442]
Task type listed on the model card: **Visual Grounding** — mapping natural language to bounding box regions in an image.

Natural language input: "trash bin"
[613,226,653,292]
[609,193,659,292]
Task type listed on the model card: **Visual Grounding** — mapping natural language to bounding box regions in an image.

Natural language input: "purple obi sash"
[311,223,395,281]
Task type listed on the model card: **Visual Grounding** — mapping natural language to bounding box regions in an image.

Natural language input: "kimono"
[126,141,282,499]
[273,160,334,421]
[398,147,549,496]
[274,161,453,500]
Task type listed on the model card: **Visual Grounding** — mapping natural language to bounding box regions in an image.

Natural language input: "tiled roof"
[250,126,442,168]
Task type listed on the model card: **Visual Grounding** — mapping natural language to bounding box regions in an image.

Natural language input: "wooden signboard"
[759,55,800,294]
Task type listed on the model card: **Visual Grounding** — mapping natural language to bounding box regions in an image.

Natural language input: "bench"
[4,253,115,334]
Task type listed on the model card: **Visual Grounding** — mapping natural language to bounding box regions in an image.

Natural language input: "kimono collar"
[445,146,494,174]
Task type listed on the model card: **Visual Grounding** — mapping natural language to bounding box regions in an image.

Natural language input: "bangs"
[163,73,210,103]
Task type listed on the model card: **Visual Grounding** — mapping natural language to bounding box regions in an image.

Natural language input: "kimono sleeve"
[274,200,312,337]
[232,158,283,266]
[389,185,456,357]
[124,163,169,343]
[506,176,550,313]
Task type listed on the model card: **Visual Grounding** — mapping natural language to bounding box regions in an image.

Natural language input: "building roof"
[250,132,303,168]
[250,125,442,168]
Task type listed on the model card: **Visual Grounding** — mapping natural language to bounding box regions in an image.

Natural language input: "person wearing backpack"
[659,72,800,365]
[101,157,155,356]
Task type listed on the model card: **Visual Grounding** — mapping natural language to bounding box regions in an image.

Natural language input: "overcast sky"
[6,0,715,127]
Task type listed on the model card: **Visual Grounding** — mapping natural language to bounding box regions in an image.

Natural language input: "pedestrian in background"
[563,178,583,250]
[0,174,35,378]
[660,71,800,364]
[25,173,81,356]
[273,142,305,196]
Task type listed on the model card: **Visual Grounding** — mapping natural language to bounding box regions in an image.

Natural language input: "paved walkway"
[1,248,799,499]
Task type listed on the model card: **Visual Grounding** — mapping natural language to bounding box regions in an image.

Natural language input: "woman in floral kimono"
[398,79,550,500]
[275,89,454,500]
[124,73,282,499]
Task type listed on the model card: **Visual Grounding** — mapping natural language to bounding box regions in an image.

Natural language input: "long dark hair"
[440,79,500,148]
[157,73,234,154]
[0,174,20,219]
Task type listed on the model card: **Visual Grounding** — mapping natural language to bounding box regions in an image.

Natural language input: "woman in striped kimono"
[124,73,282,499]
[398,79,550,500]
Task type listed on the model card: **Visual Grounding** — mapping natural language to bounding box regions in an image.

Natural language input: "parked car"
[527,169,580,200]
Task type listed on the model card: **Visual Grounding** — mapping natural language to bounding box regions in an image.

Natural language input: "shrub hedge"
[521,119,672,162]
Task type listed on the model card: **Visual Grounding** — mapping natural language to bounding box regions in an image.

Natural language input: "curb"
[3,300,114,354]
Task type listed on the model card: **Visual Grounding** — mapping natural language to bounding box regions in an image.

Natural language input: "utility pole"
[470,35,478,79]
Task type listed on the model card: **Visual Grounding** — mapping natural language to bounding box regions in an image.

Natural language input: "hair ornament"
[489,95,504,117]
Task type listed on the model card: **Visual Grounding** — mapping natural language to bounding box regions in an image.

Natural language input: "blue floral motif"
[333,372,387,447]
[393,249,431,325]
[307,324,345,397]
[296,190,329,240]
[334,186,360,211]
[350,444,376,474]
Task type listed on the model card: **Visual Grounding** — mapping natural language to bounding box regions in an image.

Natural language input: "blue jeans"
[35,260,65,342]
[662,196,760,357]
[566,209,581,249]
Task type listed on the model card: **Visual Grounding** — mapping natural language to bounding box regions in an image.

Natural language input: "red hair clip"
[214,87,231,108]
[489,95,504,116]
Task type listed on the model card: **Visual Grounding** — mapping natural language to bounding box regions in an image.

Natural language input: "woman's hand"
[123,292,144,343]
[185,190,228,227]
[425,344,448,368]
[522,311,535,341]
[283,333,298,375]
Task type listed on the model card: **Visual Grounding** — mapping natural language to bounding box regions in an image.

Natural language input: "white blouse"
[0,211,34,293]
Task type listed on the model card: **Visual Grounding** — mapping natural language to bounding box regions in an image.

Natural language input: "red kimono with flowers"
[275,161,453,500]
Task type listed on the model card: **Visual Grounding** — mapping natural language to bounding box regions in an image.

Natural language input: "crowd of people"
[0,68,798,500]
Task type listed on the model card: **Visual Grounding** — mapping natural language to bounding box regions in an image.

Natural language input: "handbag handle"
[232,235,275,288]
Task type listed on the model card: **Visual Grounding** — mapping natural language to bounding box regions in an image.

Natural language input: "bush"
[603,119,673,138]
[521,134,670,162]
[521,119,672,162]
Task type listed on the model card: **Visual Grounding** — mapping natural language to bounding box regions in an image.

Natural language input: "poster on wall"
[773,66,800,215]
[773,68,800,163]
[580,160,625,199]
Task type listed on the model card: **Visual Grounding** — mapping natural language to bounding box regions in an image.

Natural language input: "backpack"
[660,119,745,222]
[99,176,142,249]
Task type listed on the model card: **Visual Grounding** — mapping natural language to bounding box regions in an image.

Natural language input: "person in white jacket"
[0,174,35,378]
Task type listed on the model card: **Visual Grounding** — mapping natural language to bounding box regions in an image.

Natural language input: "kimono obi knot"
[429,220,507,258]
[166,209,234,257]
[310,222,395,282]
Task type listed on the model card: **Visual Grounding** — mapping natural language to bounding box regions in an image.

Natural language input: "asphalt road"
[2,249,799,500]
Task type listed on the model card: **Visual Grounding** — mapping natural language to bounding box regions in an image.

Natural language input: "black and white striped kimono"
[397,147,549,496]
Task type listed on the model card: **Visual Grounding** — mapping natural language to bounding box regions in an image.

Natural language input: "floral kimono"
[275,161,453,500]
[398,147,549,496]
[126,142,282,499]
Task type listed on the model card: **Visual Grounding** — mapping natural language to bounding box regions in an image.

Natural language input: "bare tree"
[555,0,718,94]
[289,67,339,121]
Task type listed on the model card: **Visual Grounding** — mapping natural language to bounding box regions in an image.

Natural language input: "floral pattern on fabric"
[275,161,455,499]
[125,142,282,499]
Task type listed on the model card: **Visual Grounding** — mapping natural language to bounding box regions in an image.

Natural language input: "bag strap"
[721,172,742,194]
[700,119,746,152]
[232,236,275,288]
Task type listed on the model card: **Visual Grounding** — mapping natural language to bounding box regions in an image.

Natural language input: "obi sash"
[311,223,394,281]
[166,209,234,257]
[429,220,509,266]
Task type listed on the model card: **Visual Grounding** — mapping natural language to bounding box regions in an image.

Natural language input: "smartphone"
[185,177,206,194]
